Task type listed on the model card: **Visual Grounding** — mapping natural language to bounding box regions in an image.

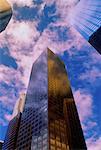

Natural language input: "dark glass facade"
[16,49,87,150]
[0,0,12,33]
[2,113,21,150]
[89,27,101,54]
[48,50,70,150]
[48,50,87,150]
[0,141,3,150]
[64,99,87,150]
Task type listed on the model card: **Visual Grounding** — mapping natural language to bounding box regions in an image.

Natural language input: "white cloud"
[31,25,86,61]
[0,18,40,88]
[6,19,40,52]
[91,52,101,64]
[4,114,12,121]
[74,89,93,122]
[87,137,101,150]
[8,0,34,7]
[0,65,21,85]
[73,89,100,149]
[79,67,101,82]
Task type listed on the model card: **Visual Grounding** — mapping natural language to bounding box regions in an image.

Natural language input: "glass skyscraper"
[72,0,101,54]
[2,113,21,150]
[2,94,25,150]
[0,141,3,150]
[16,50,48,150]
[15,49,87,150]
[0,0,12,33]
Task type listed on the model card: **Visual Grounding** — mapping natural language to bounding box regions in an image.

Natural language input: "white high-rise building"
[12,93,26,119]
[72,0,101,40]
[0,0,12,32]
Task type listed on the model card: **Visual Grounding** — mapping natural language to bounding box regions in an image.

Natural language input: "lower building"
[2,113,21,150]
[0,140,4,150]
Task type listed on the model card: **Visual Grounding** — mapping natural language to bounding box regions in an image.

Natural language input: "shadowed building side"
[48,50,70,150]
[64,99,87,150]
[48,49,87,150]
[2,94,26,150]
[2,113,21,150]
[0,141,4,150]
[89,26,101,54]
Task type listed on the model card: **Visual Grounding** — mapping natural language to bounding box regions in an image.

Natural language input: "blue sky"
[0,0,101,149]
[0,47,18,69]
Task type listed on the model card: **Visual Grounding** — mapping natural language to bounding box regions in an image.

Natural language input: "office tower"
[12,93,26,119]
[16,49,87,150]
[72,0,101,54]
[0,0,12,33]
[2,113,21,150]
[3,93,25,150]
[0,140,4,150]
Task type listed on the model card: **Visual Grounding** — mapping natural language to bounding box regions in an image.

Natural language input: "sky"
[0,0,101,149]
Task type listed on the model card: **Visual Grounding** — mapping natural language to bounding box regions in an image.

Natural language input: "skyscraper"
[72,0,101,54]
[2,113,21,150]
[2,93,26,150]
[0,0,12,33]
[0,140,4,150]
[16,49,87,150]
[12,93,26,119]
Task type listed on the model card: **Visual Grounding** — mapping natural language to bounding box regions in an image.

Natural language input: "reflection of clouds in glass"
[27,50,47,97]
[17,50,48,148]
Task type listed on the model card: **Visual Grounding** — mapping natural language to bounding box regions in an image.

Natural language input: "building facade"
[64,99,87,150]
[16,50,48,150]
[0,0,12,33]
[72,0,101,54]
[89,26,101,54]
[2,93,26,150]
[0,141,4,150]
[12,93,26,119]
[2,113,21,150]
[16,49,87,150]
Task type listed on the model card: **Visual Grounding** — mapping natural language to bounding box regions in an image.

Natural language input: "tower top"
[12,93,26,119]
[0,0,11,12]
